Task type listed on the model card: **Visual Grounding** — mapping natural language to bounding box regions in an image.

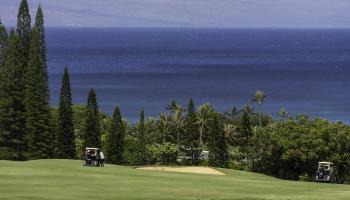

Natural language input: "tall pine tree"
[183,98,201,165]
[56,67,75,159]
[39,5,55,157]
[83,89,101,148]
[24,5,53,159]
[137,108,147,165]
[17,0,31,68]
[25,27,52,159]
[34,5,50,109]
[0,18,8,68]
[0,30,27,160]
[106,106,126,164]
[35,5,47,69]
[237,106,253,161]
[37,5,55,157]
[208,114,229,168]
[238,107,252,147]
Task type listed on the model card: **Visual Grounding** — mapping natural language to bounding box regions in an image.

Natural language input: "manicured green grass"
[0,160,349,200]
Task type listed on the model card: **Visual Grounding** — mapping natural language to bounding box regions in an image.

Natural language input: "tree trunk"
[176,129,180,157]
[199,127,204,147]
[259,104,262,127]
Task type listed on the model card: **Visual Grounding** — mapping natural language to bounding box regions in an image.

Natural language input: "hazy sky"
[1,0,350,28]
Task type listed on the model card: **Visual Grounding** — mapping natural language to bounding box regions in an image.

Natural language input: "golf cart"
[200,150,209,161]
[84,147,100,167]
[315,162,334,182]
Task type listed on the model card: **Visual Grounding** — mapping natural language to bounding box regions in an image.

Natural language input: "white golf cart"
[84,147,100,167]
[315,162,334,182]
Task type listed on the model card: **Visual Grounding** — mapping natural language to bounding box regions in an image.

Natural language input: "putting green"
[0,159,349,200]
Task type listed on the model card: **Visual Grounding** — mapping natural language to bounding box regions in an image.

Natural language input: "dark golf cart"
[315,162,334,182]
[84,147,100,167]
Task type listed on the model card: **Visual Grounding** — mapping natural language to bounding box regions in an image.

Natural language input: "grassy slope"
[0,160,349,200]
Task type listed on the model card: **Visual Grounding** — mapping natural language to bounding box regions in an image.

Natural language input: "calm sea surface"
[47,28,350,122]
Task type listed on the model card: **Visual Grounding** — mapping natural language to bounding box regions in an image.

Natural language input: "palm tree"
[244,105,255,114]
[157,114,172,144]
[196,103,214,147]
[145,117,157,145]
[252,90,266,127]
[224,106,242,120]
[223,123,239,146]
[166,100,181,113]
[171,106,185,156]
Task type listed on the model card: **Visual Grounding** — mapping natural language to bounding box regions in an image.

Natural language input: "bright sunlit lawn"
[1,159,350,200]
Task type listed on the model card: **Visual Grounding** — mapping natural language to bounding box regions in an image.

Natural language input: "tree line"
[1,0,350,184]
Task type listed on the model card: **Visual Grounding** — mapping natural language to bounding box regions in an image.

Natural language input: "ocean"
[47,28,350,122]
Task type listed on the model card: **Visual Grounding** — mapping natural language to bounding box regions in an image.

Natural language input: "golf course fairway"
[0,160,349,200]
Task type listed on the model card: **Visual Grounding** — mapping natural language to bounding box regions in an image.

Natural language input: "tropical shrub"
[147,142,178,165]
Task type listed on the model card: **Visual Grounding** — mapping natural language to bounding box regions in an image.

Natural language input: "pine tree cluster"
[0,0,72,160]
[0,1,102,161]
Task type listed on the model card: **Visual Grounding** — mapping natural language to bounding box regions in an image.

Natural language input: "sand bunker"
[137,166,225,175]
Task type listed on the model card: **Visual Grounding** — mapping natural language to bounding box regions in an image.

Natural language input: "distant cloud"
[1,0,350,28]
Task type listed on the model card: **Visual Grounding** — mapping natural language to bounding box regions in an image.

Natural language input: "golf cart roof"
[318,162,333,164]
[86,147,99,150]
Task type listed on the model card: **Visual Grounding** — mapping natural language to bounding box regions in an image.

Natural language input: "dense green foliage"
[250,116,350,183]
[56,67,75,158]
[147,142,178,164]
[208,114,229,167]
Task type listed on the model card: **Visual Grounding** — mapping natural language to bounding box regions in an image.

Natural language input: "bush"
[228,161,245,170]
[248,118,350,183]
[147,143,178,165]
[199,160,209,167]
[123,138,140,166]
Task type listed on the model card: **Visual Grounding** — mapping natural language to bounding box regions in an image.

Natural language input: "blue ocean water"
[47,28,350,122]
